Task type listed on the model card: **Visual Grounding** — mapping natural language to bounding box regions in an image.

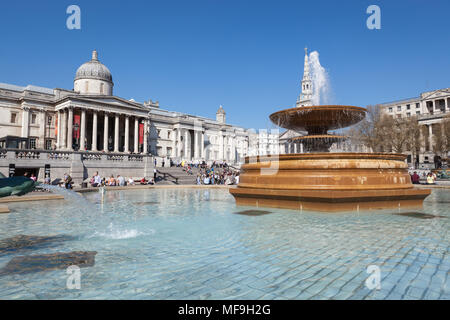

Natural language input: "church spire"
[296,47,313,107]
[303,47,310,80]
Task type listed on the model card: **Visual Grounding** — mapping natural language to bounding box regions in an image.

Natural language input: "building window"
[167,131,171,139]
[416,111,420,115]
[406,113,411,117]
[406,104,410,110]
[157,130,161,138]
[397,106,401,111]
[31,114,37,124]
[29,138,37,149]
[45,139,52,150]
[388,107,393,113]
[100,83,104,94]
[85,81,89,92]
[10,112,17,123]
[416,103,420,108]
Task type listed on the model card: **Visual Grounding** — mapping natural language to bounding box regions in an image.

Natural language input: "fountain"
[230,104,431,211]
[230,49,431,211]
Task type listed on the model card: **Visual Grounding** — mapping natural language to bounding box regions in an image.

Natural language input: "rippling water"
[0,188,449,299]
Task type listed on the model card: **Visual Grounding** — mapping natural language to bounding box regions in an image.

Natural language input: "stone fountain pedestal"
[230,153,431,212]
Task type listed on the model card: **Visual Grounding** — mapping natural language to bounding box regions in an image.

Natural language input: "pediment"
[422,89,450,101]
[56,94,148,111]
[279,129,305,140]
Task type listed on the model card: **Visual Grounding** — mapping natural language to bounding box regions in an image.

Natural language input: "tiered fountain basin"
[230,104,431,212]
[230,153,431,212]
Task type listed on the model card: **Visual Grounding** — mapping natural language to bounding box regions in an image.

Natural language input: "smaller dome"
[75,51,113,83]
[217,105,226,114]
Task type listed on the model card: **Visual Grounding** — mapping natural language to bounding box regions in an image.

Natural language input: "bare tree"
[350,106,423,156]
[349,105,384,152]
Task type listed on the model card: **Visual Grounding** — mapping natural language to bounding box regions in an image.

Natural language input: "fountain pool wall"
[0,188,448,299]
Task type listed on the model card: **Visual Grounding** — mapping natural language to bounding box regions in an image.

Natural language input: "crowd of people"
[51,159,243,189]
[192,162,240,185]
[88,171,156,188]
[410,171,437,185]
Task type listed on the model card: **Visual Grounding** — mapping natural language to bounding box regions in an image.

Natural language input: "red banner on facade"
[74,115,81,139]
[139,123,144,144]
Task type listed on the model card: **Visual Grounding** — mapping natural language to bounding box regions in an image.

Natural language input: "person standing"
[64,173,73,189]
[153,168,157,182]
[411,171,420,184]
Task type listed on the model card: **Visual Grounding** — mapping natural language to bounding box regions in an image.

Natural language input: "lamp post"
[74,123,79,151]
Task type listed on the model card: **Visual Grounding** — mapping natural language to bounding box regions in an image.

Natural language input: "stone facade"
[378,88,450,167]
[0,50,281,183]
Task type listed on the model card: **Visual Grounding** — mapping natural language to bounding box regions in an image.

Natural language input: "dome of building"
[74,50,114,95]
[75,50,112,82]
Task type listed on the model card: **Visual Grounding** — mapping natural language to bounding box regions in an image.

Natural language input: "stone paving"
[0,188,448,299]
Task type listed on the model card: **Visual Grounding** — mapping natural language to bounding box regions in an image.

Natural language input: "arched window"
[100,83,104,94]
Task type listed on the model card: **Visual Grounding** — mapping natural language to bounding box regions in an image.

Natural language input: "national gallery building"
[0,51,266,181]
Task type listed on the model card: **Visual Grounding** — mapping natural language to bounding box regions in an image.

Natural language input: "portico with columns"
[54,102,150,155]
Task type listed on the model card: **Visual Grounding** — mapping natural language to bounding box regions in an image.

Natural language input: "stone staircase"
[155,166,240,185]
[155,167,199,185]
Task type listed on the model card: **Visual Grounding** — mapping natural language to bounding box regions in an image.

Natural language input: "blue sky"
[1,0,449,129]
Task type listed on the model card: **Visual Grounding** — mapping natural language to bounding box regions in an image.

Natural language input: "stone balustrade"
[48,152,71,160]
[15,151,41,159]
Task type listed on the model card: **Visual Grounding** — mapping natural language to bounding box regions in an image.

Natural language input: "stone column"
[184,130,189,160]
[134,117,139,153]
[194,130,199,159]
[172,129,177,158]
[57,110,61,149]
[124,116,130,153]
[143,119,148,154]
[103,113,109,152]
[419,125,425,154]
[300,143,304,153]
[114,114,120,153]
[61,109,67,149]
[219,133,224,160]
[231,136,236,162]
[294,142,298,153]
[38,110,46,149]
[201,131,204,159]
[67,107,73,151]
[428,124,433,152]
[92,111,98,151]
[21,106,30,138]
[177,129,182,157]
[80,109,86,151]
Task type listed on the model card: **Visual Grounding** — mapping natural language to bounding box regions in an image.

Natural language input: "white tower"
[216,105,226,124]
[296,47,313,107]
